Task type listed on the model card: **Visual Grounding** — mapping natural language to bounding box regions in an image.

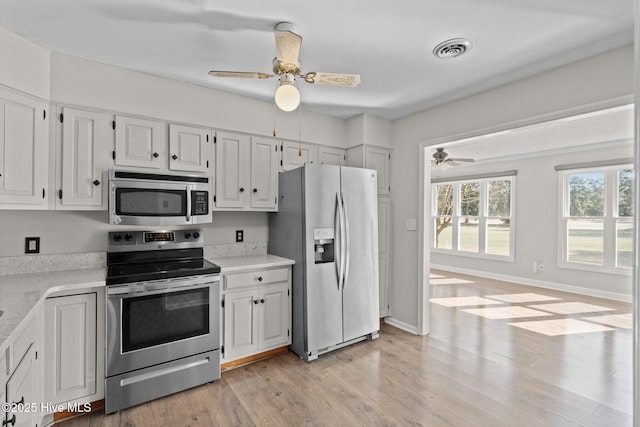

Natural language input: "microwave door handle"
[186,186,192,222]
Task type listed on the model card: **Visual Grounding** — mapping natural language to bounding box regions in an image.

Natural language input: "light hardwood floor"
[61,270,632,426]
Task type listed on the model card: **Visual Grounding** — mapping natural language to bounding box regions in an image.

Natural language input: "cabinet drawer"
[11,316,36,371]
[225,268,289,290]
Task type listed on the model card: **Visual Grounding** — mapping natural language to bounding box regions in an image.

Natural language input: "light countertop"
[0,268,106,352]
[212,254,295,273]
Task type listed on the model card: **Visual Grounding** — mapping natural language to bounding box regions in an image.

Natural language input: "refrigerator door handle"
[341,192,350,289]
[334,192,342,290]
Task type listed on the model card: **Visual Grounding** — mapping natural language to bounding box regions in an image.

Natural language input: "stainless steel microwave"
[109,170,212,226]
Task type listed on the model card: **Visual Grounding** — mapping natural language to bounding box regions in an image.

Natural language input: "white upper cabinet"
[281,140,318,171]
[114,115,166,169]
[250,137,279,210]
[215,131,250,209]
[365,146,391,195]
[318,146,346,166]
[0,89,49,209]
[169,124,211,173]
[57,107,106,209]
[214,132,279,212]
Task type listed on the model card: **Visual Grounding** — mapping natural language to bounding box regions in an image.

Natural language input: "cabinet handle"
[252,188,258,193]
[239,187,245,193]
[260,298,265,304]
[153,152,159,158]
[172,154,178,160]
[257,276,263,282]
[93,179,101,186]
[3,414,16,426]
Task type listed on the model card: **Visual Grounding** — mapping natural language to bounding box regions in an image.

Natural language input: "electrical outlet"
[235,230,244,242]
[25,237,40,254]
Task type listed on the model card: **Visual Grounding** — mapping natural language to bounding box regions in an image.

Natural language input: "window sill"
[432,248,514,263]
[558,262,632,276]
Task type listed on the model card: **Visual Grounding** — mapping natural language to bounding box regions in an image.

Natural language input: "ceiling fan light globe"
[275,83,300,112]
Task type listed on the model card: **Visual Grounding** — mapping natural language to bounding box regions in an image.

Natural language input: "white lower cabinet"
[43,291,104,408]
[222,267,291,363]
[6,347,36,427]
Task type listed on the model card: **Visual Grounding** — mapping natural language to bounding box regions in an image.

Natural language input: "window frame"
[558,164,633,275]
[431,175,515,262]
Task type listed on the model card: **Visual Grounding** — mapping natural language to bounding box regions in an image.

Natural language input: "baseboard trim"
[221,346,289,371]
[53,399,104,423]
[431,264,632,303]
[384,317,419,335]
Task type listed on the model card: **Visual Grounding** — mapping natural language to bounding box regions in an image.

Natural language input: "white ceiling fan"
[431,148,475,166]
[208,22,361,112]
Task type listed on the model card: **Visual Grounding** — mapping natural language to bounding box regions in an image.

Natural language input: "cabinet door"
[44,293,97,405]
[169,124,211,173]
[114,115,166,169]
[215,132,250,209]
[6,347,35,427]
[223,289,258,360]
[319,146,346,166]
[281,140,318,171]
[0,92,48,208]
[365,146,390,195]
[259,284,290,350]
[250,137,279,210]
[59,107,105,208]
[378,197,390,316]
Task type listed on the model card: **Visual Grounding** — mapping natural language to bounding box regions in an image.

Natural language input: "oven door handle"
[186,186,192,222]
[107,276,219,296]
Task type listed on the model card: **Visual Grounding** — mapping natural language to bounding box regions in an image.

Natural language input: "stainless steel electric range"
[105,229,220,414]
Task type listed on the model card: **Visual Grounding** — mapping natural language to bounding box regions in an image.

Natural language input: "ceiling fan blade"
[275,22,302,65]
[208,71,273,79]
[303,72,361,87]
[449,158,475,163]
[446,160,461,166]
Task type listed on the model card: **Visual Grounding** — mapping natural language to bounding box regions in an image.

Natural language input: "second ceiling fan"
[208,22,361,111]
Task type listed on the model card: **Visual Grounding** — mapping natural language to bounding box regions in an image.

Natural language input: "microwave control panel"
[192,191,209,215]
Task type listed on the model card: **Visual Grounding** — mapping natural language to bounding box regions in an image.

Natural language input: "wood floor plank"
[59,270,632,426]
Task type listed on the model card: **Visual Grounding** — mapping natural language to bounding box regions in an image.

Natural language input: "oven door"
[106,275,220,377]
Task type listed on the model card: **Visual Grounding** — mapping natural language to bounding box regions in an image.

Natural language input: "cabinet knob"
[253,188,257,193]
[93,179,100,186]
[258,276,263,282]
[253,299,259,305]
[260,298,265,304]
[3,414,16,426]
[172,154,178,160]
[153,152,159,158]
[14,396,24,405]
[239,187,245,193]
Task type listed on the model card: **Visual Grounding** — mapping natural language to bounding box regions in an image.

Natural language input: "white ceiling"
[0,0,634,120]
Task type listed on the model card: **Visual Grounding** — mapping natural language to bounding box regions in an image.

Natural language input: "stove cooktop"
[107,257,220,285]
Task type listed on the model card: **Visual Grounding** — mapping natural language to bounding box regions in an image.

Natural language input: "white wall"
[430,142,633,301]
[390,45,634,329]
[346,113,392,148]
[0,26,50,99]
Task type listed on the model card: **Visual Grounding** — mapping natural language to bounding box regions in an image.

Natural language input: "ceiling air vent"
[433,38,472,59]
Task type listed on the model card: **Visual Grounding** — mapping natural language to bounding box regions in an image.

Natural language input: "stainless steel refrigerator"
[269,163,379,361]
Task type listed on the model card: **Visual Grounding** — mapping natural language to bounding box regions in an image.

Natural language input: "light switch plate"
[406,218,417,231]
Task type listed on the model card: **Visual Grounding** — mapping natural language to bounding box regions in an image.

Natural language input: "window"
[432,175,514,260]
[560,165,633,272]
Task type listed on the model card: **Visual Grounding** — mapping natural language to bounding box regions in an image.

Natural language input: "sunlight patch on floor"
[430,278,475,285]
[583,313,633,329]
[430,296,503,307]
[486,293,561,303]
[528,302,615,315]
[463,306,553,320]
[509,318,615,336]
[430,273,445,279]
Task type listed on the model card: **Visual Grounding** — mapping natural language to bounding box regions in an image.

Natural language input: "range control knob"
[113,234,122,242]
[184,232,192,239]
[193,232,200,239]
[124,233,133,242]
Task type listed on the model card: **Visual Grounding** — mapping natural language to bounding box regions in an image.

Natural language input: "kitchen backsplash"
[0,243,268,276]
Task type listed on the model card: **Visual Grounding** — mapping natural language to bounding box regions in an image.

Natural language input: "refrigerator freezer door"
[340,166,380,341]
[303,164,344,353]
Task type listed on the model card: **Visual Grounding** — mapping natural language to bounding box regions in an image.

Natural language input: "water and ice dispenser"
[313,228,335,264]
